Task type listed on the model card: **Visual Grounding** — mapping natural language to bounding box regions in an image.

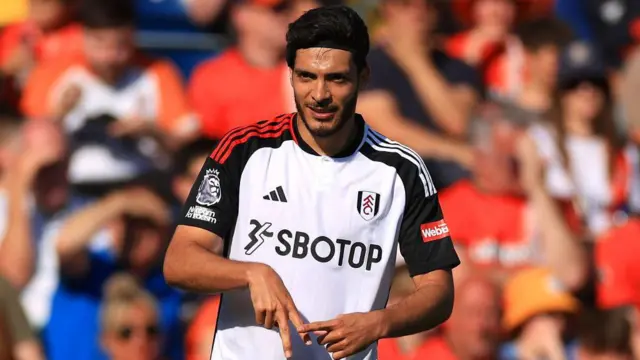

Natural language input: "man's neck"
[296,114,358,157]
[238,37,282,69]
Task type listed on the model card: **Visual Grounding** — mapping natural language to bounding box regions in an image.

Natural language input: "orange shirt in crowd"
[188,48,295,140]
[186,296,221,360]
[439,180,535,271]
[20,53,197,136]
[0,21,83,66]
[595,218,640,309]
[379,336,458,360]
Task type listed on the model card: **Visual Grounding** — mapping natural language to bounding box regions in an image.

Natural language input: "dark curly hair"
[285,5,370,71]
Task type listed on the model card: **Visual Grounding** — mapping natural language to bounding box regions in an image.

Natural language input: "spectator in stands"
[486,17,572,104]
[446,0,538,68]
[595,174,640,313]
[574,309,633,360]
[499,267,580,360]
[528,41,628,238]
[0,114,91,331]
[45,186,182,360]
[0,0,82,85]
[20,0,198,149]
[188,0,303,139]
[439,109,586,288]
[357,0,483,190]
[0,276,45,360]
[99,273,163,360]
[414,275,501,359]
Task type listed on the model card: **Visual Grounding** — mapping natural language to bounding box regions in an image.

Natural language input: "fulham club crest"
[357,191,380,221]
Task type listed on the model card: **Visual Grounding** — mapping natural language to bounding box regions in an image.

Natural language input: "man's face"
[291,48,366,137]
[447,279,501,358]
[83,26,135,83]
[102,300,161,360]
[472,0,516,36]
[528,45,560,89]
[383,0,436,38]
[29,0,67,31]
[234,4,289,52]
[124,219,166,272]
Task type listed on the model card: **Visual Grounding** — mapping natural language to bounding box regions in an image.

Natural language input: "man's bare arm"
[357,90,473,167]
[378,269,454,337]
[163,225,258,293]
[401,58,479,138]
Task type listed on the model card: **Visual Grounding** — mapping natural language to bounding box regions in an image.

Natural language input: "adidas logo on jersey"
[263,186,288,203]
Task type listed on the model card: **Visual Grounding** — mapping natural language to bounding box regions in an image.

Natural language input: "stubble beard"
[294,88,359,139]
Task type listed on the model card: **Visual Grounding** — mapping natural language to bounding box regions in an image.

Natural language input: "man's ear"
[358,65,371,91]
[289,67,294,86]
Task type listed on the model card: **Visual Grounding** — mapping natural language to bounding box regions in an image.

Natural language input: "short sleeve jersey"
[178,113,460,360]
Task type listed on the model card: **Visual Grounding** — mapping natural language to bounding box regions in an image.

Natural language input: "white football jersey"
[178,113,460,360]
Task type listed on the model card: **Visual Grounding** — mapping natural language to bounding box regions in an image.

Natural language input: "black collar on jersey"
[292,113,366,158]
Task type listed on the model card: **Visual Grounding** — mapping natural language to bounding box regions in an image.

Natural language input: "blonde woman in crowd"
[528,41,629,238]
[100,273,163,360]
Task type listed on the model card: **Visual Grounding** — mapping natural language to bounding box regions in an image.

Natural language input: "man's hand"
[378,1,431,71]
[14,120,66,180]
[515,133,545,194]
[109,118,156,138]
[247,263,311,358]
[1,42,35,76]
[111,188,171,226]
[298,312,385,360]
[50,83,82,121]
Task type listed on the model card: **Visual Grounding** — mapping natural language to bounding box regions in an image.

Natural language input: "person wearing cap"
[188,0,323,140]
[526,40,630,238]
[357,0,483,190]
[499,267,580,360]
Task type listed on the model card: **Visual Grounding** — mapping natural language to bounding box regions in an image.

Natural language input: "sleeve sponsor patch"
[420,220,450,243]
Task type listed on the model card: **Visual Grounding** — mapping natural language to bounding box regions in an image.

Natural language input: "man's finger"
[326,339,349,353]
[333,348,355,360]
[317,329,345,346]
[276,311,293,359]
[264,310,274,329]
[255,309,266,326]
[287,308,311,345]
[298,319,340,333]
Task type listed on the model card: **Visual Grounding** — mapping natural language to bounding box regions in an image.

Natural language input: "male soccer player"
[164,5,460,360]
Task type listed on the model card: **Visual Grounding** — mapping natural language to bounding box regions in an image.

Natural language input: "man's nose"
[312,80,331,105]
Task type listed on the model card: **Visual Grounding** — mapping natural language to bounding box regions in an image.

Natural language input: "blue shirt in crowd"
[43,247,183,360]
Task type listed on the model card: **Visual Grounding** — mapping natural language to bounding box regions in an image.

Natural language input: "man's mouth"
[307,106,337,120]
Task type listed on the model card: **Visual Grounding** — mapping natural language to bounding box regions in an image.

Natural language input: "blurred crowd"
[0,0,639,359]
